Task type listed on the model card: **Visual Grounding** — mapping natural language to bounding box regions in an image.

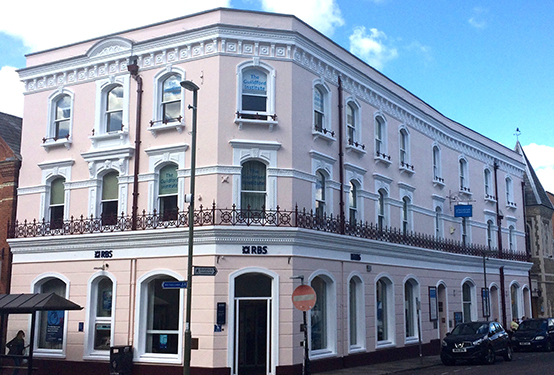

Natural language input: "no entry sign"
[292,285,317,311]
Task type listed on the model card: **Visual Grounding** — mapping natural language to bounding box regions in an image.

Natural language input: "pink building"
[10,8,531,375]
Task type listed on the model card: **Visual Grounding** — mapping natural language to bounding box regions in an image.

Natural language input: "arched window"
[53,95,71,139]
[484,169,492,198]
[160,75,182,123]
[404,279,419,339]
[402,196,410,235]
[35,277,67,350]
[241,160,267,211]
[348,276,365,350]
[435,206,443,238]
[158,164,178,220]
[346,102,356,145]
[375,116,386,155]
[349,181,358,224]
[105,86,124,133]
[461,217,468,247]
[506,177,514,204]
[101,171,119,225]
[315,171,326,218]
[314,86,325,132]
[86,275,114,356]
[311,275,336,353]
[511,283,520,321]
[462,281,475,322]
[49,177,65,229]
[432,145,442,182]
[487,220,494,249]
[509,225,515,252]
[241,67,268,119]
[378,189,387,230]
[376,277,394,344]
[399,128,410,166]
[459,158,468,191]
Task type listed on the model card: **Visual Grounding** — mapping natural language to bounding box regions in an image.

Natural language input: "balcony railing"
[8,204,528,262]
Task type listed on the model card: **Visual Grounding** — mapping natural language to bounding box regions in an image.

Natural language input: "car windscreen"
[452,323,489,335]
[518,320,547,331]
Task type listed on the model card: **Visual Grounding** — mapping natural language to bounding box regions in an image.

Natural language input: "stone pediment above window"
[87,37,133,58]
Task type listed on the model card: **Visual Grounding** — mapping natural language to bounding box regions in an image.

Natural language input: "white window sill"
[459,187,472,196]
[374,153,392,166]
[405,336,419,345]
[433,178,445,188]
[348,346,366,354]
[41,138,72,152]
[235,114,278,131]
[136,353,182,364]
[485,196,497,204]
[148,121,185,137]
[346,144,367,156]
[83,353,110,361]
[312,129,336,144]
[309,349,336,360]
[89,131,129,148]
[33,349,66,359]
[376,340,396,349]
[399,164,415,175]
[506,202,517,209]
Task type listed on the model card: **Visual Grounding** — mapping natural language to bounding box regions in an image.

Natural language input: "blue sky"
[1,0,553,191]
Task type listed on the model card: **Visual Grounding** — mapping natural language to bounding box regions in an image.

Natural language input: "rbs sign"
[242,245,268,255]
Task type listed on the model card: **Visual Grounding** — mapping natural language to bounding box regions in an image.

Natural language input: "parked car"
[441,321,512,365]
[511,318,554,351]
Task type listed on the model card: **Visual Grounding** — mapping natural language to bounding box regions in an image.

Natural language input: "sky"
[1,0,553,192]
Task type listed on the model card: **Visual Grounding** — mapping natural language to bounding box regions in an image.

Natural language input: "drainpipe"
[128,56,143,231]
[500,266,507,328]
[337,76,345,234]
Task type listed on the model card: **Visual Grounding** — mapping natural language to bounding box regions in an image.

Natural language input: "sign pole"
[291,276,316,375]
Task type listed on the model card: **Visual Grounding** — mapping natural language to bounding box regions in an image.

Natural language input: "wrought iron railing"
[8,204,528,262]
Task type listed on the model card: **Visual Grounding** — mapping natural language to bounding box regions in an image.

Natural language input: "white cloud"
[0,1,231,52]
[348,26,398,71]
[469,7,488,29]
[0,66,24,117]
[259,0,344,36]
[522,143,554,194]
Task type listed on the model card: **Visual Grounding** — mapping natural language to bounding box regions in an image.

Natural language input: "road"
[401,351,554,375]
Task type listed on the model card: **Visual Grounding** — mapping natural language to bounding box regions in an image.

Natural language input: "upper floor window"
[399,128,409,165]
[377,189,387,230]
[160,75,182,123]
[54,95,71,139]
[375,116,386,156]
[49,177,65,229]
[509,225,515,252]
[459,158,469,192]
[432,145,443,183]
[159,164,178,220]
[487,220,494,249]
[101,171,119,225]
[435,206,443,238]
[506,177,514,205]
[314,86,325,133]
[105,86,124,133]
[461,217,468,247]
[346,102,361,147]
[241,160,267,211]
[402,196,410,235]
[349,181,358,224]
[315,171,326,218]
[484,169,493,199]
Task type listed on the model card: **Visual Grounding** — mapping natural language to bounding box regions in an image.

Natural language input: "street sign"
[454,204,473,217]
[162,281,187,289]
[194,266,218,276]
[292,285,317,311]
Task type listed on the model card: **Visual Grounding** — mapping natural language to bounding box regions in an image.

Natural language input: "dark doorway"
[238,300,267,375]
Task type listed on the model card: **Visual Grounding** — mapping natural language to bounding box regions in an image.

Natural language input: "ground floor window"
[36,278,67,350]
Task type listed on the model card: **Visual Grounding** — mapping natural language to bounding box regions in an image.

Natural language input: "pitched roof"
[516,141,554,209]
[0,293,83,314]
[0,111,22,158]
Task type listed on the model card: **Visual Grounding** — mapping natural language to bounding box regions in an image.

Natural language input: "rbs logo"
[95,250,113,259]
[242,245,268,255]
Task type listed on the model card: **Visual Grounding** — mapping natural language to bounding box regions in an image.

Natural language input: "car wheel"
[483,347,495,365]
[441,356,455,366]
[503,345,513,361]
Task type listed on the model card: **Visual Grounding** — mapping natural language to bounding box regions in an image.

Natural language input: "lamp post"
[180,79,199,375]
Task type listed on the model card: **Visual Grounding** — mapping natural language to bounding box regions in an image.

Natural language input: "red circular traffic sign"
[292,285,317,311]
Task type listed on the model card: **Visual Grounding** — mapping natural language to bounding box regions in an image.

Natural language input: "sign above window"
[454,204,473,217]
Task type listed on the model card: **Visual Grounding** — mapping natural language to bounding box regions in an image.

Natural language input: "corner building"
[10,8,531,375]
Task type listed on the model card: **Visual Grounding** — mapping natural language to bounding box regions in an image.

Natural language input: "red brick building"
[0,112,22,294]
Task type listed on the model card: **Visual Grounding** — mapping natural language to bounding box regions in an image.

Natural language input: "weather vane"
[514,128,521,142]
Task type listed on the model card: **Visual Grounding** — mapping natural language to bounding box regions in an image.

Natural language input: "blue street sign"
[454,204,473,217]
[162,281,187,289]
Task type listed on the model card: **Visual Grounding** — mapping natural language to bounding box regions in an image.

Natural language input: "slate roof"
[516,141,554,209]
[0,111,22,158]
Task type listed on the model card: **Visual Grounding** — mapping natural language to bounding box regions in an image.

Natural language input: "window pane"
[159,165,178,195]
[56,96,71,120]
[241,161,266,192]
[163,101,181,122]
[349,279,357,346]
[311,277,327,350]
[160,196,178,221]
[235,274,272,297]
[162,75,181,103]
[50,178,65,205]
[102,172,119,200]
[242,68,267,113]
[242,95,267,112]
[38,279,66,349]
[146,277,180,354]
[377,280,388,341]
[314,88,324,113]
[107,87,123,111]
[56,120,70,138]
[107,111,123,132]
[96,278,113,318]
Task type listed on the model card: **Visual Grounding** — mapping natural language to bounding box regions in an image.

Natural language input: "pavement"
[322,355,442,375]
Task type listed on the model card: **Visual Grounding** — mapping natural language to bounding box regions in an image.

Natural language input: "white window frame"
[398,126,413,173]
[235,59,277,131]
[402,196,411,234]
[459,156,470,193]
[31,273,70,358]
[134,270,184,364]
[486,219,495,249]
[484,168,494,200]
[506,176,515,207]
[461,279,477,322]
[44,89,74,150]
[435,206,443,238]
[37,160,73,223]
[347,273,366,352]
[375,274,395,347]
[508,225,516,252]
[150,67,186,136]
[312,79,333,141]
[240,159,268,211]
[310,150,336,216]
[404,276,420,343]
[99,170,120,223]
[315,170,328,218]
[308,270,337,357]
[84,272,117,359]
[374,114,390,163]
[345,99,364,153]
[432,144,443,185]
[510,282,522,322]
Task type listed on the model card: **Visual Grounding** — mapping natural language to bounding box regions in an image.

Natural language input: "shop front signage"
[242,245,268,254]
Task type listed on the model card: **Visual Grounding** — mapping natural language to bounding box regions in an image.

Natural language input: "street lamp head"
[180,80,200,92]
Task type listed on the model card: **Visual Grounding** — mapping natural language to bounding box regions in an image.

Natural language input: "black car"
[512,318,554,351]
[441,321,512,365]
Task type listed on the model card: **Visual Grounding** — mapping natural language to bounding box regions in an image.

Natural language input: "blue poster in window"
[159,334,168,349]
[103,290,112,311]
[46,310,64,342]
